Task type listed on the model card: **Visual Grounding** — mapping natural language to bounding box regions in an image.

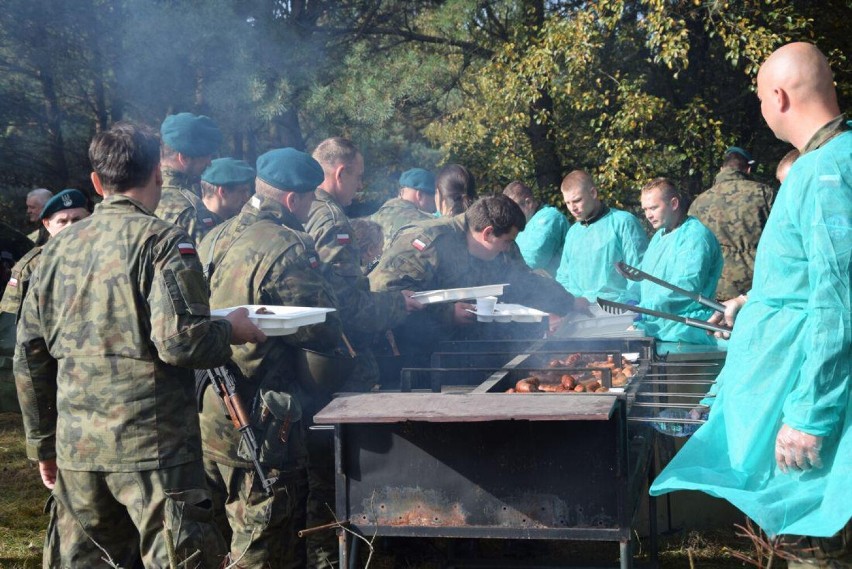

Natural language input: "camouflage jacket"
[27,226,50,247]
[690,167,775,298]
[0,246,41,322]
[370,197,433,250]
[305,189,408,339]
[369,214,575,354]
[197,194,342,467]
[155,169,220,245]
[14,195,233,470]
[1,222,34,302]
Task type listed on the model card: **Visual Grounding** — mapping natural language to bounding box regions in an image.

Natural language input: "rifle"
[206,366,278,495]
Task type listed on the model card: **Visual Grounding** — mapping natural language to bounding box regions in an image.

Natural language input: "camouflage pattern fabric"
[27,226,50,247]
[305,189,409,389]
[370,197,432,250]
[198,194,341,567]
[155,169,220,245]
[0,221,34,302]
[1,246,41,323]
[52,462,225,568]
[204,451,309,568]
[13,194,232,567]
[14,194,234,468]
[690,167,775,299]
[369,214,575,356]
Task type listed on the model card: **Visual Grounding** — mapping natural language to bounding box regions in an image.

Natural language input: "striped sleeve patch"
[177,242,197,256]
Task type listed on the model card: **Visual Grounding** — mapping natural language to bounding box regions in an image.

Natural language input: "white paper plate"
[211,305,336,336]
[410,284,509,305]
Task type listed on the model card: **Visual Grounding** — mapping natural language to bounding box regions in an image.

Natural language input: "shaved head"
[756,42,840,149]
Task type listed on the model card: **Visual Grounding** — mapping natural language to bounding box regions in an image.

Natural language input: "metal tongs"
[596,262,732,335]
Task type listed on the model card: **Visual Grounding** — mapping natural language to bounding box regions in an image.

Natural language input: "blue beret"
[256,148,324,194]
[399,168,436,195]
[725,146,755,165]
[39,189,88,220]
[202,158,255,187]
[160,112,222,157]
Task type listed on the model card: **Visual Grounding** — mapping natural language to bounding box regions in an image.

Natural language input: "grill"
[315,332,704,568]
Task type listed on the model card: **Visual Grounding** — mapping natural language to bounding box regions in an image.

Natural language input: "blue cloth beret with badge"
[725,146,755,165]
[256,148,324,193]
[160,112,222,157]
[39,189,88,220]
[202,157,255,187]
[399,168,436,195]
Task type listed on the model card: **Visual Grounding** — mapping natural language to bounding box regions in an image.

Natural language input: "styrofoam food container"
[468,303,547,323]
[410,284,508,305]
[211,305,336,336]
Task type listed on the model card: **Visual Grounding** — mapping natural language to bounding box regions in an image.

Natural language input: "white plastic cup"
[477,296,497,315]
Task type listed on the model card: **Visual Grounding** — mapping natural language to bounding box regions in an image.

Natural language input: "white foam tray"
[559,303,638,338]
[410,284,508,305]
[468,303,547,323]
[211,305,335,336]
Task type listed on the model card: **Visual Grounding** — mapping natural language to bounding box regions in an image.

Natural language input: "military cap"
[202,158,255,187]
[160,112,222,157]
[399,168,436,195]
[256,148,324,193]
[725,146,755,165]
[39,189,88,220]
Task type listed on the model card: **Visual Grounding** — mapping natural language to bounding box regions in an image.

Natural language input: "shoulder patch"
[412,238,427,251]
[336,233,351,245]
[308,254,319,269]
[177,242,197,256]
[7,277,17,287]
[201,217,215,226]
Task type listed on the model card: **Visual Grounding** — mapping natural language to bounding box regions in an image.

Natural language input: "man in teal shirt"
[555,170,648,302]
[652,42,851,566]
[637,177,722,344]
[503,181,567,276]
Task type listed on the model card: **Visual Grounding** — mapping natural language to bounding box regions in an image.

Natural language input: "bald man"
[651,43,851,567]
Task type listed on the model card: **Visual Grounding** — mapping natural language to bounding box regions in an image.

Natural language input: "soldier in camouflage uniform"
[306,138,421,568]
[155,112,223,244]
[370,195,585,358]
[14,122,264,568]
[0,223,33,414]
[370,167,436,248]
[199,157,255,224]
[690,146,775,299]
[198,148,343,569]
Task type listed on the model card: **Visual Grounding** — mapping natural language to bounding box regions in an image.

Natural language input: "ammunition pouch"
[238,389,302,468]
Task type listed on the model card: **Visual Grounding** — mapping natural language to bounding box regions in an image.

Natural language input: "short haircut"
[200,180,217,198]
[560,170,594,194]
[27,188,53,202]
[502,181,533,203]
[89,122,161,193]
[312,137,360,172]
[776,148,800,175]
[436,164,477,216]
[641,177,681,202]
[465,195,526,237]
[722,152,751,172]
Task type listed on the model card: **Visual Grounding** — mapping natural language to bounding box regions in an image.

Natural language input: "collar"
[713,167,749,185]
[579,203,610,226]
[98,194,156,216]
[243,193,304,231]
[801,114,849,155]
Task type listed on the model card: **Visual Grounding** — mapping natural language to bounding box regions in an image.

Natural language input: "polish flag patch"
[202,217,215,226]
[7,277,17,288]
[309,256,319,269]
[412,238,427,251]
[336,233,351,245]
[178,242,197,256]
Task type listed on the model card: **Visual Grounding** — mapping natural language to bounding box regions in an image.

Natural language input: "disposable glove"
[775,423,824,473]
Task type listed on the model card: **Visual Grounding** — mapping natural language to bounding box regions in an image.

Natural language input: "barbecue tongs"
[596,262,732,335]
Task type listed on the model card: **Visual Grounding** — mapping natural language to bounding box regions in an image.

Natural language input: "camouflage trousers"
[203,458,308,569]
[784,519,852,568]
[50,461,226,568]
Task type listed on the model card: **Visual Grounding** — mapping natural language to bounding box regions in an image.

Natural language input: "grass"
[0,412,48,569]
[0,411,754,568]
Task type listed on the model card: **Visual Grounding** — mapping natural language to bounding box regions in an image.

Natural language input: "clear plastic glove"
[226,307,267,345]
[688,405,710,421]
[401,290,424,312]
[775,423,824,473]
[708,295,747,339]
[547,314,562,335]
[453,302,476,325]
[39,458,57,490]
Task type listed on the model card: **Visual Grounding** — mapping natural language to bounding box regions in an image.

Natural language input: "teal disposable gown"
[636,216,722,344]
[515,205,569,276]
[651,120,852,537]
[556,206,648,302]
